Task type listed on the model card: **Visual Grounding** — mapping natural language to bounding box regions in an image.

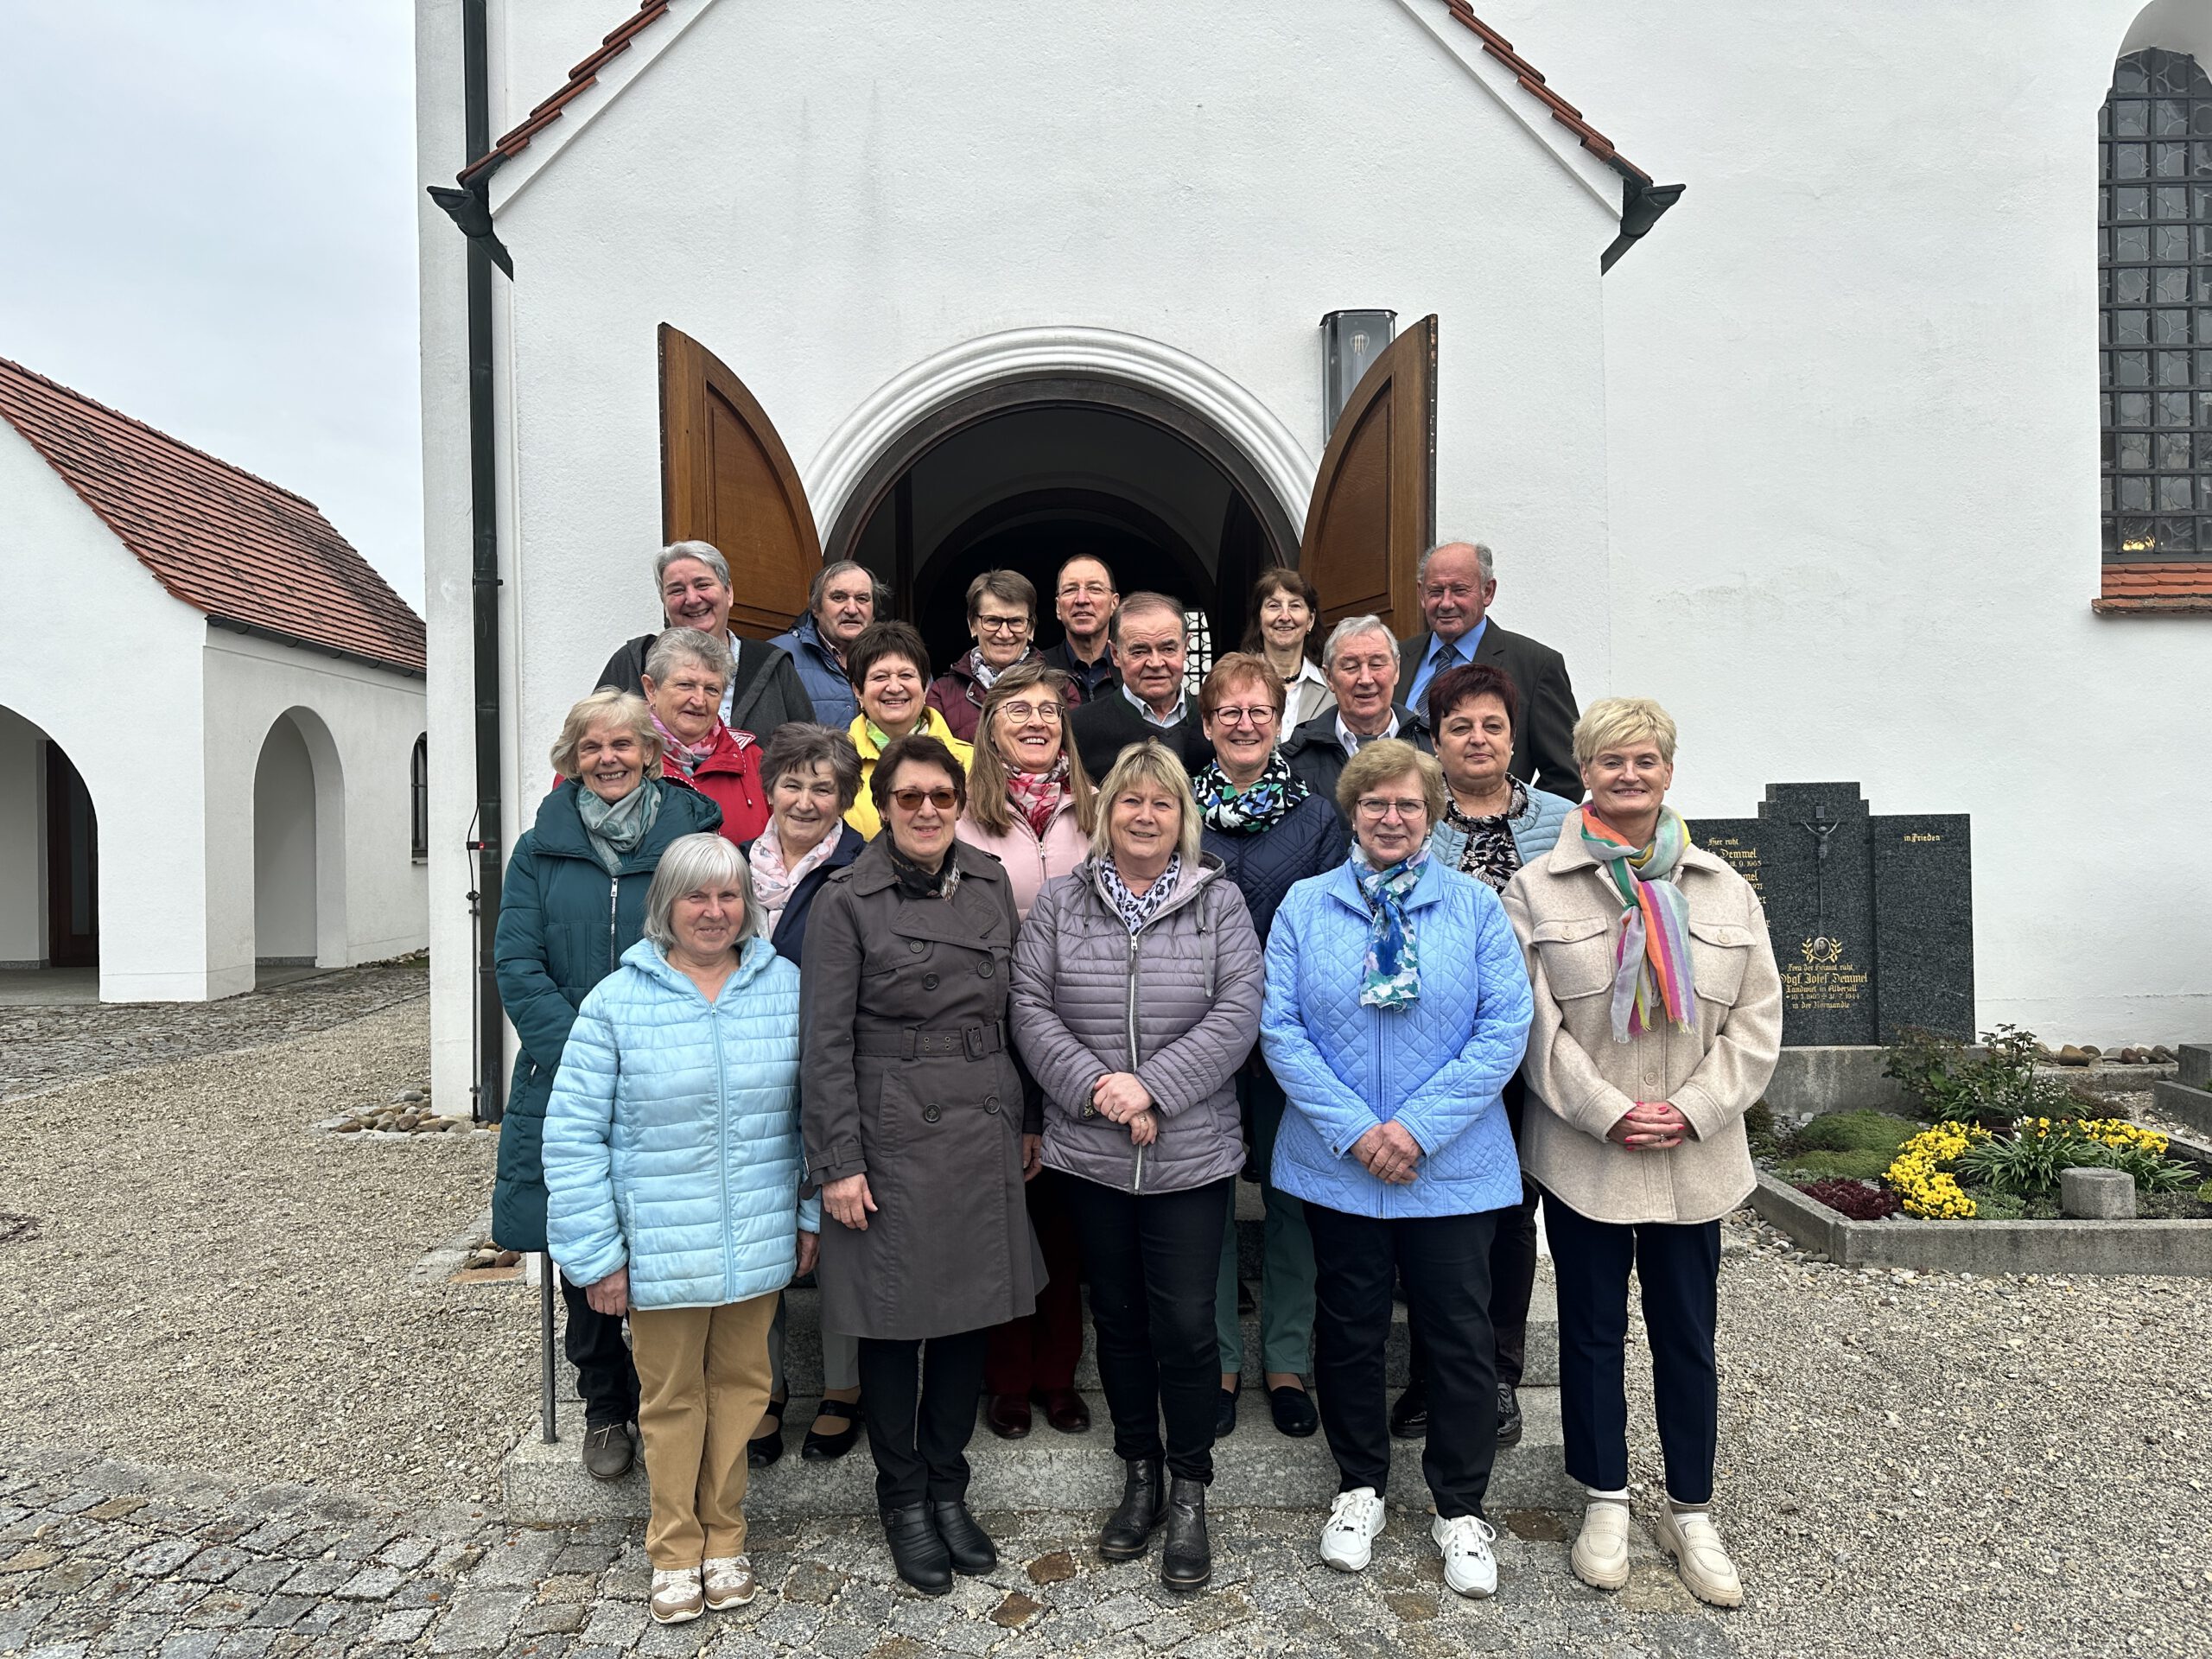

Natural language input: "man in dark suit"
[1395,540,1580,800]
[1066,591,1213,781]
[1280,615,1431,805]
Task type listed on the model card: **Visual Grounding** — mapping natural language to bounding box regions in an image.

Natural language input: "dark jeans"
[984,1169,1085,1394]
[1544,1189,1720,1504]
[1307,1202,1499,1519]
[560,1269,639,1427]
[855,1329,988,1510]
[1064,1175,1230,1484]
[1407,1077,1537,1389]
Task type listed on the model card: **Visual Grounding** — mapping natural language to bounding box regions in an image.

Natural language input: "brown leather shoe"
[1035,1388,1091,1433]
[984,1392,1033,1440]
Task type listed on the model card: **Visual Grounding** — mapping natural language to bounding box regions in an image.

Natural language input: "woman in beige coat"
[1501,697,1781,1612]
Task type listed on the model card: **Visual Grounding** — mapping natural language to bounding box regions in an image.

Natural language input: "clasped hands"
[1090,1071,1160,1147]
[1351,1120,1422,1185]
[1608,1099,1690,1151]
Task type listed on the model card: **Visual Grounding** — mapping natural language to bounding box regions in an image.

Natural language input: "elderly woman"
[493,691,722,1487]
[597,540,814,735]
[956,662,1097,1440]
[1502,698,1780,1611]
[543,834,813,1627]
[639,627,769,844]
[1260,739,1533,1601]
[926,569,1050,742]
[1389,663,1580,1446]
[1011,741,1264,1592]
[842,621,975,838]
[1241,569,1334,728]
[738,724,868,1467]
[802,734,1041,1596]
[1189,653,1345,1441]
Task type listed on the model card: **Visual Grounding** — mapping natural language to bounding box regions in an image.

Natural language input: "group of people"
[489,537,1784,1624]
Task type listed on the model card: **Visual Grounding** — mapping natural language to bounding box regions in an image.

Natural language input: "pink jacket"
[955,795,1090,921]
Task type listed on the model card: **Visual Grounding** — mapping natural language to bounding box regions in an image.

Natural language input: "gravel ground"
[0,992,535,1511]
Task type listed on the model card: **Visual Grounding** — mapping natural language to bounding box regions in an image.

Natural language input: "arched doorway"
[0,705,98,980]
[252,709,347,982]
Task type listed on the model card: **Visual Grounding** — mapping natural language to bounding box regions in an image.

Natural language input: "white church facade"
[0,359,429,1001]
[414,0,2209,1116]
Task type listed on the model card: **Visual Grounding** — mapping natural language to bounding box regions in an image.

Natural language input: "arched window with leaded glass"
[2100,47,2212,562]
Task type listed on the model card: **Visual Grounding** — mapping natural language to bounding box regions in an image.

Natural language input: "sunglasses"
[890,786,960,812]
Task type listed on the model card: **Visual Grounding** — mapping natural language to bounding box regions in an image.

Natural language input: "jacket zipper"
[607,876,620,972]
[712,995,735,1300]
[1126,930,1144,1192]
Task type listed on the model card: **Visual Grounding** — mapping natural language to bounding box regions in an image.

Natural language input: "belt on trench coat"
[853,1021,1008,1061]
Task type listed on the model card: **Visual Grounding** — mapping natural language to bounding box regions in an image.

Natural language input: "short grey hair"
[1321,614,1399,671]
[642,834,761,953]
[760,722,864,811]
[807,559,890,618]
[655,540,730,590]
[643,626,732,689]
[1416,539,1494,584]
[1109,590,1188,645]
[550,690,662,778]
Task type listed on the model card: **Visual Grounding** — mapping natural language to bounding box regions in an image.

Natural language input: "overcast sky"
[2,3,425,606]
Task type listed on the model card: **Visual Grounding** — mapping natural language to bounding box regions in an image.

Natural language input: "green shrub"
[1743,1098,1779,1156]
[1964,1186,2027,1220]
[1777,1149,1898,1183]
[1789,1110,1922,1155]
[1885,1023,2078,1125]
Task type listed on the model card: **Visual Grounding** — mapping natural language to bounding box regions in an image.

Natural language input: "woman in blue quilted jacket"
[543,834,817,1629]
[1260,739,1533,1602]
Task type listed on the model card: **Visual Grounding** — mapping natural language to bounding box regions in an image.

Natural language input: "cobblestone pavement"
[0,960,429,1103]
[0,1442,1734,1659]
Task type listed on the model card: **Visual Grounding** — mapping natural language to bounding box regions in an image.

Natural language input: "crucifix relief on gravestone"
[1689,784,1972,1046]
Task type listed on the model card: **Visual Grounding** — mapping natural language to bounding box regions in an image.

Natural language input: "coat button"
[909,939,925,953]
[923,973,939,990]
[923,1104,943,1123]
[977,960,995,977]
[984,1096,1001,1116]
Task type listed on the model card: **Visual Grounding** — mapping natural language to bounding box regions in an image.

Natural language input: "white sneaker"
[702,1554,755,1610]
[1318,1486,1387,1572]
[648,1567,703,1624]
[1570,1500,1630,1592]
[1652,1506,1744,1608]
[1430,1514,1498,1599]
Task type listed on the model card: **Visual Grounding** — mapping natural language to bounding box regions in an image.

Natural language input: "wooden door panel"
[660,323,821,639]
[1299,315,1436,639]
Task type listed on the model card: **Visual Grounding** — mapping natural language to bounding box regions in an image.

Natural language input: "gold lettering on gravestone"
[1903,832,1942,844]
[1782,935,1869,1012]
[1701,835,1764,898]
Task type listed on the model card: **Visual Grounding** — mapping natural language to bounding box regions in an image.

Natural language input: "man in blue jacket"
[769,561,880,734]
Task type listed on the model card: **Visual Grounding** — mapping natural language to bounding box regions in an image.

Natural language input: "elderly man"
[1396,541,1580,799]
[597,542,814,736]
[1039,554,1120,702]
[1065,590,1213,780]
[1280,616,1431,805]
[768,560,880,734]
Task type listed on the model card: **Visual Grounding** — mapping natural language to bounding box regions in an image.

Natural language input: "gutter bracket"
[1602,177,1686,273]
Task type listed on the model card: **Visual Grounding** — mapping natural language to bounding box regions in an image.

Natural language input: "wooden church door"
[658,323,822,639]
[1298,314,1437,639]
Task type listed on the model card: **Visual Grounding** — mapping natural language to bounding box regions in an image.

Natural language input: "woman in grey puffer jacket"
[1012,741,1263,1592]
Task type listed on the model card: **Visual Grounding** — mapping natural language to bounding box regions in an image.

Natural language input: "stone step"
[2180,1045,2211,1090]
[505,1386,1577,1523]
[2154,1078,2212,1139]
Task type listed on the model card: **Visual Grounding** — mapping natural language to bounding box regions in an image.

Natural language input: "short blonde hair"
[1090,741,1203,866]
[642,833,760,952]
[1573,697,1678,769]
[550,690,662,778]
[1335,739,1447,826]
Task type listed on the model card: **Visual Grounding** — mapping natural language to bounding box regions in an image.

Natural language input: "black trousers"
[855,1328,988,1510]
[1406,1077,1538,1389]
[1064,1175,1230,1484]
[559,1269,639,1427]
[1544,1189,1720,1504]
[1308,1203,1499,1519]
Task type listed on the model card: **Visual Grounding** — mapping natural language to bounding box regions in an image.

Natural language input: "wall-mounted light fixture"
[1321,309,1397,433]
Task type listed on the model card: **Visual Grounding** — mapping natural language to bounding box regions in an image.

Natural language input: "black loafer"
[1495,1383,1523,1448]
[747,1391,788,1468]
[581,1421,633,1482]
[1214,1387,1238,1438]
[1267,1385,1318,1438]
[1388,1383,1428,1440]
[881,1504,952,1596]
[929,1499,997,1576]
[802,1396,863,1462]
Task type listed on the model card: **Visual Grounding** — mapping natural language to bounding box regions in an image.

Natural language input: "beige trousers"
[629,1292,779,1567]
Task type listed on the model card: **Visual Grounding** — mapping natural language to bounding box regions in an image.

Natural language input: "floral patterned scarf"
[1097,852,1182,934]
[650,710,748,778]
[1006,757,1070,840]
[750,824,838,935]
[1444,777,1529,893]
[1351,842,1427,1009]
[1192,753,1309,836]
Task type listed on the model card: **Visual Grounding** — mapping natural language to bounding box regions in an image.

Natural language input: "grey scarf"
[575,779,662,874]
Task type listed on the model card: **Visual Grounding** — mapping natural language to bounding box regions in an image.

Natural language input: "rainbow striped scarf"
[1579,809,1698,1042]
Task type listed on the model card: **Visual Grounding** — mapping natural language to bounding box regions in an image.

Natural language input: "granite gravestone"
[1690,784,1973,1046]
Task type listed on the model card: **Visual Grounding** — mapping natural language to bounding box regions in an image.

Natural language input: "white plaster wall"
[0,422,213,999]
[0,709,46,966]
[202,631,429,990]
[1471,0,2209,1040]
[252,716,319,962]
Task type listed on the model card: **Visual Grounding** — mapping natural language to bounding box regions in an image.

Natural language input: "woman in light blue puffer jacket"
[544,834,817,1627]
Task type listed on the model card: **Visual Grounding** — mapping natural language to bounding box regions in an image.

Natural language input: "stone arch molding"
[804,327,1319,548]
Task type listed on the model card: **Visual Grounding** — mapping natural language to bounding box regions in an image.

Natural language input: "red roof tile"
[2094,560,2212,614]
[457,0,1647,189]
[0,358,427,676]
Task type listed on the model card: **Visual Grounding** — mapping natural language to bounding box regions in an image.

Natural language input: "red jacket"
[662,724,769,845]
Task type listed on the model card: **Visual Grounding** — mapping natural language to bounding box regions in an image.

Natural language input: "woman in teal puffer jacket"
[544,833,816,1628]
[493,692,722,1479]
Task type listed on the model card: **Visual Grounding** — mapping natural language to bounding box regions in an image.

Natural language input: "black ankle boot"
[929,1498,997,1575]
[880,1503,952,1596]
[1160,1475,1210,1590]
[1098,1456,1166,1561]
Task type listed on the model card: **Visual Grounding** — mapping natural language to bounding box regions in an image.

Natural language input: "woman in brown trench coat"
[800,733,1046,1597]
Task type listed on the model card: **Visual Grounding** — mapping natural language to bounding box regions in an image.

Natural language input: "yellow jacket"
[843,711,976,840]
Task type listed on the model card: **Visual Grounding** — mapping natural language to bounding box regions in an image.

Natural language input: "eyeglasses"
[997,701,1063,725]
[1211,706,1276,728]
[1355,798,1428,822]
[976,615,1031,635]
[890,786,959,812]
